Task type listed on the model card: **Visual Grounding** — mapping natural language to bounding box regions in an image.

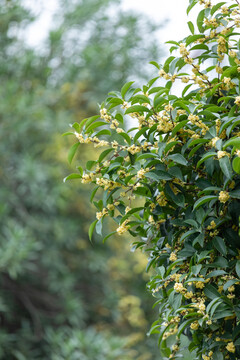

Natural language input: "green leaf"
[98,148,114,163]
[84,115,99,129]
[118,132,132,145]
[163,55,175,73]
[88,219,98,242]
[236,260,240,278]
[188,138,209,147]
[95,129,111,137]
[77,166,84,176]
[185,34,205,46]
[171,120,188,137]
[223,279,238,291]
[206,297,222,314]
[168,153,188,166]
[206,270,226,278]
[90,186,99,203]
[204,284,221,300]
[219,156,232,179]
[193,196,218,210]
[230,189,240,199]
[177,319,194,336]
[62,131,74,136]
[68,142,80,164]
[165,40,179,46]
[187,0,198,15]
[211,2,226,15]
[187,21,194,34]
[233,157,240,174]
[85,121,106,133]
[131,94,151,105]
[121,81,135,99]
[103,231,117,243]
[125,105,150,114]
[190,44,209,51]
[213,352,224,360]
[149,61,160,69]
[180,229,199,242]
[136,153,158,161]
[145,172,162,182]
[86,160,96,170]
[133,126,148,143]
[95,219,102,236]
[197,9,205,32]
[223,137,240,150]
[213,236,227,256]
[196,152,216,168]
[63,173,82,182]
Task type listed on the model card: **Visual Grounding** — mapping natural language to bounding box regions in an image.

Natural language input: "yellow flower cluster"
[100,108,111,122]
[210,137,220,148]
[127,144,142,155]
[96,208,108,220]
[226,342,235,353]
[137,168,148,179]
[156,192,168,207]
[116,220,130,235]
[169,252,177,262]
[202,351,213,360]
[199,0,211,8]
[190,321,199,330]
[81,173,94,184]
[110,119,119,129]
[235,96,240,106]
[157,115,174,133]
[162,325,178,340]
[204,18,218,28]
[174,282,185,293]
[188,114,209,134]
[179,43,190,57]
[219,191,230,204]
[217,150,229,159]
[207,220,216,230]
[159,69,171,80]
[96,177,121,190]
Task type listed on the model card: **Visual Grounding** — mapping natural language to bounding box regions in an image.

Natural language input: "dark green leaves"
[232,157,240,174]
[68,142,80,164]
[219,156,232,179]
[121,81,135,99]
[168,153,188,166]
[193,196,218,210]
[125,105,150,114]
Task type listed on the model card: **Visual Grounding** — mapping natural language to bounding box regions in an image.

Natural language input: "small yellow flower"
[235,96,240,106]
[174,282,184,293]
[169,252,177,262]
[217,150,228,159]
[190,321,199,330]
[196,281,205,289]
[202,355,210,360]
[116,220,130,235]
[226,342,235,353]
[219,191,230,204]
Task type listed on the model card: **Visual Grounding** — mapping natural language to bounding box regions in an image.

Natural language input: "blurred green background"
[0,0,165,358]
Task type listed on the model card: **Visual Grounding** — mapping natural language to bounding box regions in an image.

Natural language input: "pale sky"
[24,0,192,50]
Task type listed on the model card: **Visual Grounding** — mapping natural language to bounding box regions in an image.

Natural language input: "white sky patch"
[23,0,59,47]
[121,0,191,44]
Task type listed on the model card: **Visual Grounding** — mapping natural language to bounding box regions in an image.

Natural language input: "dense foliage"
[67,0,240,359]
[0,0,163,358]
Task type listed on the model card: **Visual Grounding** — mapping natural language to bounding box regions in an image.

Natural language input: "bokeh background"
[0,0,191,359]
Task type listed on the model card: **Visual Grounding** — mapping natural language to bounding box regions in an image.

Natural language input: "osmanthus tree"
[66,0,240,359]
